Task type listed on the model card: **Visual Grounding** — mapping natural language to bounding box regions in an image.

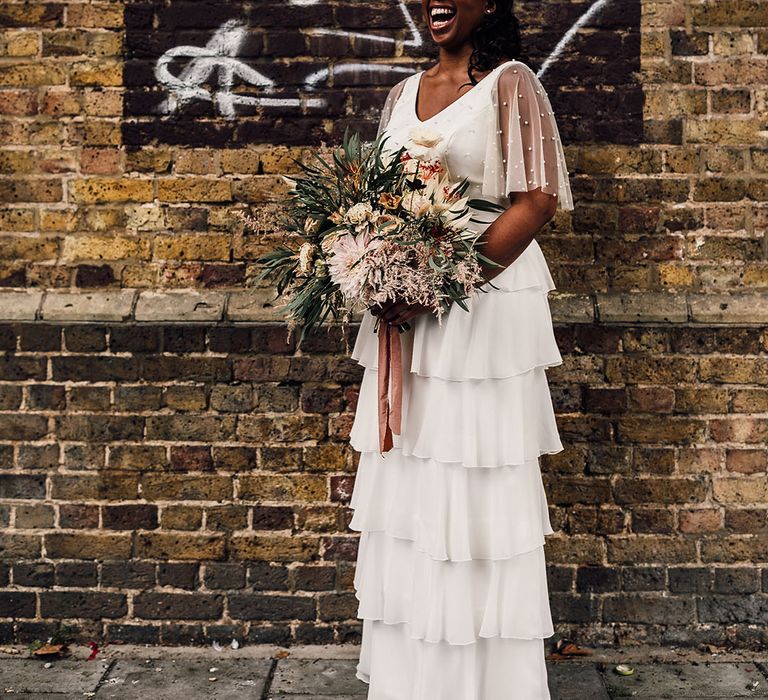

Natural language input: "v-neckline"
[412,60,516,124]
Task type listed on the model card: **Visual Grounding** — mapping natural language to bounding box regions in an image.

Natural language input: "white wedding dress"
[348,59,575,699]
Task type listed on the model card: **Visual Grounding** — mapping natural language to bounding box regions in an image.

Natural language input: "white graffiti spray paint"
[154,0,613,118]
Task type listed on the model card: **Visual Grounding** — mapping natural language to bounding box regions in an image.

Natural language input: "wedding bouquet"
[247,126,502,345]
[246,126,503,452]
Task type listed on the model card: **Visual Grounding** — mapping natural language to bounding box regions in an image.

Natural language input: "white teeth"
[430,7,454,18]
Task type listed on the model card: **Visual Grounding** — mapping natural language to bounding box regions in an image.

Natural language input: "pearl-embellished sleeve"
[376,76,409,139]
[481,61,574,210]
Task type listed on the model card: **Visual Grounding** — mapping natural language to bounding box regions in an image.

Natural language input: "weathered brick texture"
[0,0,767,648]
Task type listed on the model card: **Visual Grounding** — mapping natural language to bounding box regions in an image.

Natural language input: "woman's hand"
[371,298,432,326]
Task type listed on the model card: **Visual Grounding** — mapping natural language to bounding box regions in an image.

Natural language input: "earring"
[485,6,495,12]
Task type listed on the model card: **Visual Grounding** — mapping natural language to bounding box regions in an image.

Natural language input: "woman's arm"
[477,188,557,282]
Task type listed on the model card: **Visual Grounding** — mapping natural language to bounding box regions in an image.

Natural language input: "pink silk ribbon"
[377,321,403,454]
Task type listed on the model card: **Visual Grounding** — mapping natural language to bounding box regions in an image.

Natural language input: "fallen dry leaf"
[33,644,67,658]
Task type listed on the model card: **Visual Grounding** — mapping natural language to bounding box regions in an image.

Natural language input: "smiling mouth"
[429,3,457,32]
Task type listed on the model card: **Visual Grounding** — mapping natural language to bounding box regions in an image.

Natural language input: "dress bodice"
[380,67,501,205]
[376,59,574,214]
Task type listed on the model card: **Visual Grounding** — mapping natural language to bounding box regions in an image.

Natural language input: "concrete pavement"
[0,644,766,698]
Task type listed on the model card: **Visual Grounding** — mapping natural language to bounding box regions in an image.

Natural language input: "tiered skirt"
[348,239,563,700]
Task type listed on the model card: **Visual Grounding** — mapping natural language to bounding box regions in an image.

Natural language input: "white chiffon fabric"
[351,59,573,699]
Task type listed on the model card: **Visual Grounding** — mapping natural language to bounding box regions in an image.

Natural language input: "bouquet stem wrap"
[376,321,403,454]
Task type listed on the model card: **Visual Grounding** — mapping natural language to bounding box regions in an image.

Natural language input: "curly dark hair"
[464,0,528,86]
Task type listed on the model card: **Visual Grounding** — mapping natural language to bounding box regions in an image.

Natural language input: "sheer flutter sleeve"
[482,62,574,210]
[376,76,409,139]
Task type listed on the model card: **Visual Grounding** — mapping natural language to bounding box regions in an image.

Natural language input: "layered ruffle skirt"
[348,239,563,699]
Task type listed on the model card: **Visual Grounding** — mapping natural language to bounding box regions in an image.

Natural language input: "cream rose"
[345,202,374,225]
[406,126,444,160]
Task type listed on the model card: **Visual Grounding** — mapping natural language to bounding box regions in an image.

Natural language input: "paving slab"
[602,662,768,698]
[547,662,610,700]
[271,659,367,695]
[0,658,106,695]
[96,658,271,699]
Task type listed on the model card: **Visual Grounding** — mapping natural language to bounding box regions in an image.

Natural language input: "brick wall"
[0,0,767,647]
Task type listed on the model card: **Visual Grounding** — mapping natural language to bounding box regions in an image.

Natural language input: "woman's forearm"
[477,189,558,281]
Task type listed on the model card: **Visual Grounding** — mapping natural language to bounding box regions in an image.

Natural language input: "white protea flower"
[327,232,381,299]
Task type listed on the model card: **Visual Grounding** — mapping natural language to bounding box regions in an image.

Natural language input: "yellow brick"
[122,264,157,287]
[219,150,262,175]
[39,208,79,232]
[153,234,231,261]
[644,88,707,119]
[713,31,757,55]
[90,33,122,57]
[82,89,122,117]
[238,474,327,502]
[644,1,687,28]
[258,147,306,174]
[0,150,36,174]
[694,57,768,85]
[233,176,289,203]
[69,60,122,87]
[174,150,218,175]
[6,31,40,57]
[157,178,232,202]
[125,205,165,232]
[0,62,66,87]
[61,234,151,262]
[664,147,701,174]
[66,4,124,29]
[743,264,768,286]
[41,88,82,116]
[83,208,127,232]
[713,477,768,505]
[659,263,696,288]
[81,121,122,146]
[704,147,746,174]
[641,30,668,58]
[577,146,661,175]
[0,235,59,261]
[0,208,35,231]
[684,118,762,145]
[69,178,153,204]
[230,535,319,562]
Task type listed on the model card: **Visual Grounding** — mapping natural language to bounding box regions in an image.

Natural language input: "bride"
[347,0,574,697]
